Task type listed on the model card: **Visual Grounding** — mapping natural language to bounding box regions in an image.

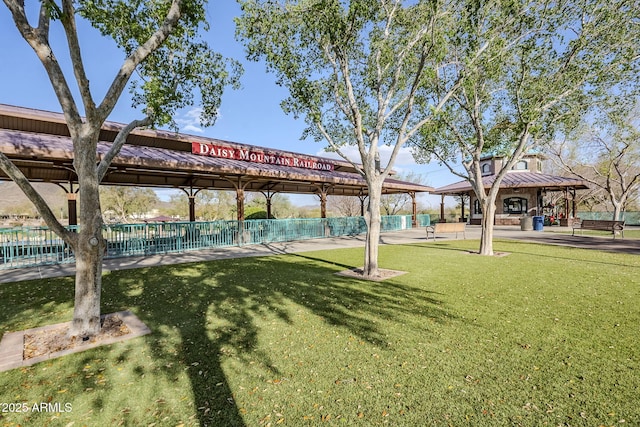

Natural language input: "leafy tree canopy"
[77,0,242,129]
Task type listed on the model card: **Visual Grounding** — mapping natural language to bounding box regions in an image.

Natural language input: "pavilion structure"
[432,154,589,226]
[0,104,432,225]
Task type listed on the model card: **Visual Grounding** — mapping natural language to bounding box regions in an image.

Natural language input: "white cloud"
[378,144,416,166]
[185,107,203,119]
[182,124,204,134]
[317,145,358,161]
[316,144,418,168]
[175,107,218,134]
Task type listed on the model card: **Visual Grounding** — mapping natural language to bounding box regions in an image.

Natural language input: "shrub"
[245,211,276,220]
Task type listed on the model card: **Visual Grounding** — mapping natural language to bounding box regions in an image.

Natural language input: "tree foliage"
[245,192,295,218]
[236,0,461,276]
[0,0,241,336]
[100,186,160,222]
[166,190,237,220]
[77,0,242,129]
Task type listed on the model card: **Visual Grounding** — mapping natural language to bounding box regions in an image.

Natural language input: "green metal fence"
[415,214,431,227]
[243,218,330,244]
[0,215,423,270]
[0,227,72,269]
[103,220,240,257]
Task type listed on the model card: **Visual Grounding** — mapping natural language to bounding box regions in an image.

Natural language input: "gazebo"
[432,154,589,226]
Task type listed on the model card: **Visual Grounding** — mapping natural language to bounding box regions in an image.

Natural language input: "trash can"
[532,215,544,231]
[520,216,533,231]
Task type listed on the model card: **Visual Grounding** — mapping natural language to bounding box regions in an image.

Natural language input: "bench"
[572,219,625,239]
[426,222,466,240]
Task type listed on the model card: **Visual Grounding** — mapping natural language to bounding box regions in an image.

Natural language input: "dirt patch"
[23,313,131,360]
[0,311,151,372]
[336,267,407,282]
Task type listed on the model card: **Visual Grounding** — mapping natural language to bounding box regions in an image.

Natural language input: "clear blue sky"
[0,2,458,208]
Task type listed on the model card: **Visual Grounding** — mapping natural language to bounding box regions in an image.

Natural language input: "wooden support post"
[410,191,417,227]
[320,192,327,219]
[236,188,245,221]
[181,187,200,222]
[314,184,331,219]
[188,196,196,222]
[236,187,245,245]
[261,189,276,219]
[67,193,77,226]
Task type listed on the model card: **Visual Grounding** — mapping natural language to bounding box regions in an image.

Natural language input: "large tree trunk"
[612,205,622,222]
[611,193,624,222]
[71,224,105,337]
[479,201,496,256]
[363,180,382,278]
[69,133,106,338]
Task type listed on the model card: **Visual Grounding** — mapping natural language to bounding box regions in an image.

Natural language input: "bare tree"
[381,171,424,215]
[328,196,362,217]
[549,106,640,221]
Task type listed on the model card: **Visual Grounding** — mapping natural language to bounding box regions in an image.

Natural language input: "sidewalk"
[1,225,637,284]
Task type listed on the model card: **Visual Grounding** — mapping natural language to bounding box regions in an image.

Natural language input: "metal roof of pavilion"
[432,171,589,195]
[0,104,432,196]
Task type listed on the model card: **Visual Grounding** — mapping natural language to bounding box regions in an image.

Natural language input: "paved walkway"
[1,225,638,284]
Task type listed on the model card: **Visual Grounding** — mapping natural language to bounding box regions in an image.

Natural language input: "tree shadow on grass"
[405,238,640,269]
[494,239,640,268]
[0,276,75,334]
[392,242,474,255]
[101,252,454,426]
[391,239,640,280]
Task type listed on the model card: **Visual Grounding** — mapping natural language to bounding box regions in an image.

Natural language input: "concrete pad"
[0,310,150,372]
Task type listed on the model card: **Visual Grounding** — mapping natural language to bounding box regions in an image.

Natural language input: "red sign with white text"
[192,142,334,171]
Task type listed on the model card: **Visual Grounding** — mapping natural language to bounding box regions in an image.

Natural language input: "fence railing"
[0,214,424,270]
[0,227,73,269]
[415,214,432,227]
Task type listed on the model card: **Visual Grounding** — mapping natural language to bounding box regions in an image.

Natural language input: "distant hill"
[0,181,67,216]
[0,182,178,226]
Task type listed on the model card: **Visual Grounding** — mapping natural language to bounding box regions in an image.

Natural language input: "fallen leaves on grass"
[23,315,130,360]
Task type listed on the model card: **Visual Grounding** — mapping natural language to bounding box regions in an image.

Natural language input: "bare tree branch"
[97,116,154,181]
[3,0,83,131]
[60,0,95,117]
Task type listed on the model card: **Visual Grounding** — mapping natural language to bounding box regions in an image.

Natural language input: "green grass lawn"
[1,239,639,426]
